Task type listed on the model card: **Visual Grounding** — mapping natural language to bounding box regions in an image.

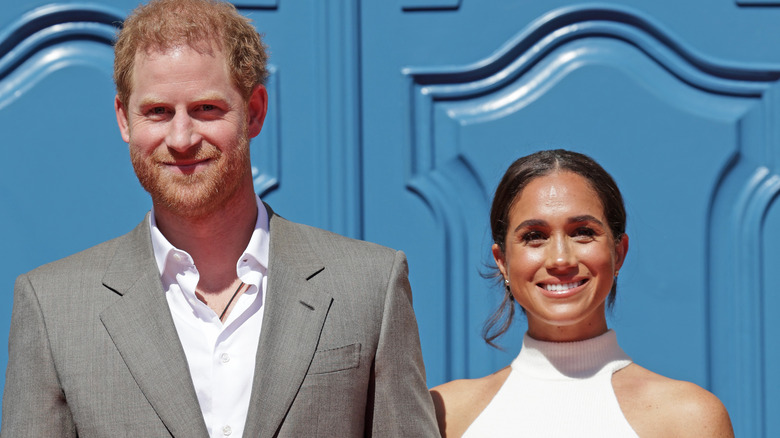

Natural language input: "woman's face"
[492,171,628,342]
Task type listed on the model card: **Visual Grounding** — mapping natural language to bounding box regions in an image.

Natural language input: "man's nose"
[166,112,201,152]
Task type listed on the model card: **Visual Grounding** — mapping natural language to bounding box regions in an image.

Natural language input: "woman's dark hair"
[483,149,627,347]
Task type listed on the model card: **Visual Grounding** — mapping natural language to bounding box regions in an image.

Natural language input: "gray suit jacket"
[2,205,438,437]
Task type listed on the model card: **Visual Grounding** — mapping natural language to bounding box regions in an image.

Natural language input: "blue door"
[1,1,778,436]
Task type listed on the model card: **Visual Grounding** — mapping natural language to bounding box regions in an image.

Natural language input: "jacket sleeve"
[367,251,439,437]
[2,274,77,437]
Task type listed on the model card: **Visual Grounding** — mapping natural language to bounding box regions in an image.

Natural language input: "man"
[1,0,438,436]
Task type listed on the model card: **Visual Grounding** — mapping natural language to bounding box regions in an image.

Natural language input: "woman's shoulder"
[613,363,734,438]
[430,366,511,437]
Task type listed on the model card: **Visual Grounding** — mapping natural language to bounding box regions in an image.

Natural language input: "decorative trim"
[401,0,461,11]
[403,5,780,95]
[234,0,279,10]
[709,163,778,438]
[251,65,280,197]
[312,0,363,238]
[736,0,780,6]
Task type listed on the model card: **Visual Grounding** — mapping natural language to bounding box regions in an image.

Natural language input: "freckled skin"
[492,171,628,342]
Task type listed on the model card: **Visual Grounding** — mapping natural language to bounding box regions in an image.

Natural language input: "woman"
[431,150,733,437]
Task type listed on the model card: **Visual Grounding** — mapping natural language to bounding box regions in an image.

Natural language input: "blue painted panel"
[361,2,780,436]
[241,2,363,237]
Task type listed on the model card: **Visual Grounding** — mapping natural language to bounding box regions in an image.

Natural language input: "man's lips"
[161,158,213,172]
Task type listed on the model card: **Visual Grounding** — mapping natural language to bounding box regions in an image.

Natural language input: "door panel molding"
[402,5,779,435]
[311,0,363,237]
[400,0,461,11]
[235,0,279,9]
[736,0,780,6]
[0,4,122,111]
[251,65,281,197]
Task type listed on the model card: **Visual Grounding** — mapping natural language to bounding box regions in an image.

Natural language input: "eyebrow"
[512,215,605,233]
[137,96,165,108]
[136,93,228,108]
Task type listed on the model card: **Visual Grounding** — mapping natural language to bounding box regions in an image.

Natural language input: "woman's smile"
[538,278,588,296]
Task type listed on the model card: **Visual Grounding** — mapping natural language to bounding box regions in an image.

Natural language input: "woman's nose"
[545,235,576,270]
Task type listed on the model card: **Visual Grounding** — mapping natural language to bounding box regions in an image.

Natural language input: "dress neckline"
[512,329,632,380]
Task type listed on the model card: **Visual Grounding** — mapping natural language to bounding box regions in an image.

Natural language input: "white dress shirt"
[149,197,269,438]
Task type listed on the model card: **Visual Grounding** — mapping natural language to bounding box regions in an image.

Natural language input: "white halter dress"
[463,330,639,437]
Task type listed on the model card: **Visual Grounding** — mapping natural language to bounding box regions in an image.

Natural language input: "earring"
[614,270,619,280]
[504,278,510,292]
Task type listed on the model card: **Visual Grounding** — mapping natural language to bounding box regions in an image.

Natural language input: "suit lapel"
[99,217,208,438]
[243,207,332,438]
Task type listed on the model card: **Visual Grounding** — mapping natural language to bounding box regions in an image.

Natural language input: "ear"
[492,243,508,280]
[115,95,131,143]
[246,84,268,138]
[614,234,629,272]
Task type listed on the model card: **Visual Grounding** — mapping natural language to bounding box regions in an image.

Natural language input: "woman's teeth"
[542,280,585,292]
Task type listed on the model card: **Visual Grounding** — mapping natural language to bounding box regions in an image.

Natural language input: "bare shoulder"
[430,367,511,438]
[613,364,734,438]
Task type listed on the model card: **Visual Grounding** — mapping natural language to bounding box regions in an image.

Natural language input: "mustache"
[152,144,221,163]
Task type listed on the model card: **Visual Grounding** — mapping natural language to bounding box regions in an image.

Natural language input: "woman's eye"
[202,104,216,111]
[573,227,596,239]
[521,231,546,244]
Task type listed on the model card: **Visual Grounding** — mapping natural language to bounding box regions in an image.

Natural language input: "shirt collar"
[149,196,270,285]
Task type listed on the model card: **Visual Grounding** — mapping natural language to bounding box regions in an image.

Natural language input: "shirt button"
[220,353,230,363]
[222,425,232,436]
[173,253,182,261]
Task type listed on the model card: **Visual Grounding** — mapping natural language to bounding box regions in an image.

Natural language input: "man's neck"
[153,184,259,293]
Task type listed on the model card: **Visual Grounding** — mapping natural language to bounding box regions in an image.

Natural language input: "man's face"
[115,45,266,218]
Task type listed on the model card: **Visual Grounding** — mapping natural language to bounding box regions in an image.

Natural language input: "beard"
[130,133,252,219]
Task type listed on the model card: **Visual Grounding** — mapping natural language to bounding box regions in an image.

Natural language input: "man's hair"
[113,0,269,106]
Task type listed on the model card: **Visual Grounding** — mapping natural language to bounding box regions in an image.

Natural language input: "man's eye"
[151,107,166,115]
[202,104,216,111]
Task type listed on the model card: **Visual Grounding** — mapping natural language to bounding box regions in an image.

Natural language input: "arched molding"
[0,4,123,110]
